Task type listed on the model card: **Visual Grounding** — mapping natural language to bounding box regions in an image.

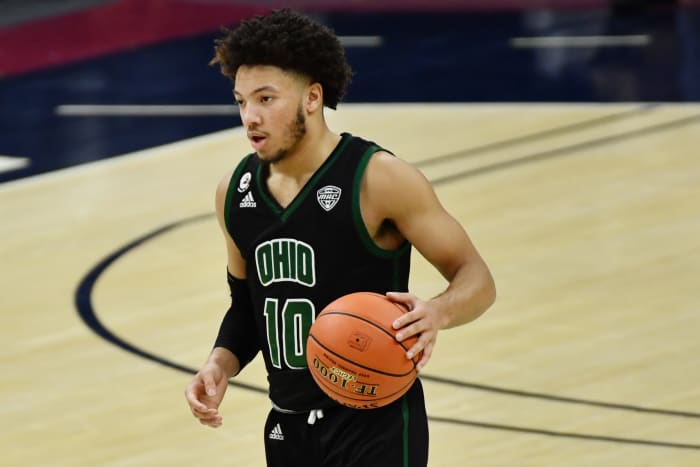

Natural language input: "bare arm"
[184,169,248,427]
[209,169,248,377]
[215,170,247,281]
[362,152,496,370]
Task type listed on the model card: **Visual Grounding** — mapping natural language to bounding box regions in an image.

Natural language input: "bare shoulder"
[363,150,439,216]
[214,166,247,276]
[217,168,236,195]
[215,167,237,222]
[365,150,427,183]
[364,151,485,284]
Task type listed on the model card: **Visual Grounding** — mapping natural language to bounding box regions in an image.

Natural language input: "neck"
[269,123,341,181]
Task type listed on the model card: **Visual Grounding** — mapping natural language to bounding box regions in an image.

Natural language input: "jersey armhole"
[351,145,411,259]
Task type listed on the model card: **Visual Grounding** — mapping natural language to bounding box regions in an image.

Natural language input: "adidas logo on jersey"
[239,191,257,208]
[268,423,284,441]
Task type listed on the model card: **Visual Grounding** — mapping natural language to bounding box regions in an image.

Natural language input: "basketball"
[306,292,422,409]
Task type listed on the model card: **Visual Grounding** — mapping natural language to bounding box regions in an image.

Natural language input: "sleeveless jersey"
[223,132,412,411]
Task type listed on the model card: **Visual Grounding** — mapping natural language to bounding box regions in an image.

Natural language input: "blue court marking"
[73,212,265,395]
[74,212,700,449]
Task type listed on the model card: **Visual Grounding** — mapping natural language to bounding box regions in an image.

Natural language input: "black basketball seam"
[316,310,420,370]
[309,365,413,401]
[308,331,416,378]
[309,368,416,406]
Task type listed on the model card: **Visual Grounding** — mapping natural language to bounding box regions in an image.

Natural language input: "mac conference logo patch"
[317,185,341,211]
[238,172,252,193]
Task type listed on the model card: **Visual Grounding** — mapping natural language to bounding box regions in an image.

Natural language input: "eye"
[235,99,245,107]
[261,96,272,103]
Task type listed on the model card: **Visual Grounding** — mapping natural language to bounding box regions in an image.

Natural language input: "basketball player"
[184,9,495,466]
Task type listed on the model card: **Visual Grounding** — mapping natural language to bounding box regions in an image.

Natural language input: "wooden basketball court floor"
[2,103,700,466]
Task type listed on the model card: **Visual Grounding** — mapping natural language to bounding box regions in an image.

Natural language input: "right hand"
[184,361,229,428]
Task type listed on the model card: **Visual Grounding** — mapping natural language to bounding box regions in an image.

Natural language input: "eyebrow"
[233,85,278,97]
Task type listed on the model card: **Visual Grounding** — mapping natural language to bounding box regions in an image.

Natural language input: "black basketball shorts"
[263,379,429,467]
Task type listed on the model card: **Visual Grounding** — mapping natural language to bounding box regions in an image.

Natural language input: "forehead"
[234,65,307,95]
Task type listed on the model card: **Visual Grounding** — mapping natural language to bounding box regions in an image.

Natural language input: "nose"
[240,104,262,127]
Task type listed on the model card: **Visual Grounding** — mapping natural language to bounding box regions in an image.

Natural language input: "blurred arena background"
[1,1,699,466]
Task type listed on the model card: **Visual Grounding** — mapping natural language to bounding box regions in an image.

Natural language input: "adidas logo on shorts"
[268,423,284,441]
[239,191,257,208]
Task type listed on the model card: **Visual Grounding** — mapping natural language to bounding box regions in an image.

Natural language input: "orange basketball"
[306,291,421,409]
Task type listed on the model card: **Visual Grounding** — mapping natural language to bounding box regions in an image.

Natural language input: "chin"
[258,149,288,164]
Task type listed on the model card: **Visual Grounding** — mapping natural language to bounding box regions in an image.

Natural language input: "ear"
[304,82,323,114]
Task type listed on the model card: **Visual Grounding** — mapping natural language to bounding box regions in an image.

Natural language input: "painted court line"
[511,34,651,48]
[339,35,383,47]
[55,104,240,117]
[0,156,30,174]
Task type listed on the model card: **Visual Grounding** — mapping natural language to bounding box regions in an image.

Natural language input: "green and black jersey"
[224,132,412,411]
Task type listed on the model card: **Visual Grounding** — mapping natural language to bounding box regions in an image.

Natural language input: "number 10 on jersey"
[263,298,315,369]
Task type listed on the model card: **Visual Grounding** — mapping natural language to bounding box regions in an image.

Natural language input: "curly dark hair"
[211,9,352,109]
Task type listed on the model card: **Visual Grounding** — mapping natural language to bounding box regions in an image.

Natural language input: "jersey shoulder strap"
[223,153,257,239]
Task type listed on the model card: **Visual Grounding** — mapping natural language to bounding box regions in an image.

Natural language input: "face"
[234,65,309,163]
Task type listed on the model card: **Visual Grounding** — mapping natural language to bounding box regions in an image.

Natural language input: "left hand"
[386,291,444,372]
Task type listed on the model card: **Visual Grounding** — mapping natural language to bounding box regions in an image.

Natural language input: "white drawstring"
[307,409,324,425]
[272,402,324,425]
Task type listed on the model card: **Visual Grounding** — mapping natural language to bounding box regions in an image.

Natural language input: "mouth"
[248,133,267,150]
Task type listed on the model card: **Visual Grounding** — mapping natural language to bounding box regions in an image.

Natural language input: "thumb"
[202,374,217,397]
[386,292,416,330]
[386,291,415,310]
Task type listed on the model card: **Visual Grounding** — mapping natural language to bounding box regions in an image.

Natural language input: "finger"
[395,319,424,342]
[199,416,223,428]
[185,386,210,413]
[195,408,220,419]
[415,341,434,372]
[202,411,222,425]
[392,307,422,331]
[405,335,426,360]
[386,293,420,329]
[192,404,218,417]
[192,412,223,427]
[405,329,436,359]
